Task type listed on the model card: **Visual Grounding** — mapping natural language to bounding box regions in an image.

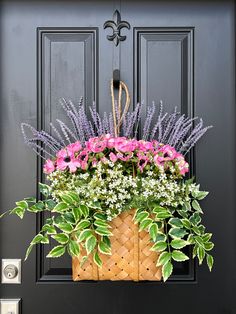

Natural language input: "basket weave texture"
[72,209,162,281]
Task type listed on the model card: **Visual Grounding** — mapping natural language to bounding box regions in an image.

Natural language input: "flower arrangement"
[0,95,214,282]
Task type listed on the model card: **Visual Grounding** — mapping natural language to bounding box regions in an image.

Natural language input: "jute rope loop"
[110,79,131,137]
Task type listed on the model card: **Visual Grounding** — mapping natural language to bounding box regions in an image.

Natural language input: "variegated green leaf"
[162,261,173,282]
[47,245,66,258]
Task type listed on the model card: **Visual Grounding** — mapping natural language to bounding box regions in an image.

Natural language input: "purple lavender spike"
[40,130,62,149]
[161,109,178,143]
[21,98,212,160]
[49,123,66,147]
[69,98,81,117]
[108,112,115,137]
[143,103,155,140]
[182,125,213,155]
[168,115,185,146]
[80,105,93,139]
[102,112,109,134]
[27,139,55,158]
[150,112,167,141]
[37,133,59,153]
[56,119,77,143]
[88,121,95,138]
[134,102,143,139]
[89,102,100,136]
[66,111,80,139]
[122,112,127,136]
[21,123,60,152]
[124,112,133,137]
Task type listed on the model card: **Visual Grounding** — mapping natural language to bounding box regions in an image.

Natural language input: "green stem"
[0,209,12,218]
[164,220,171,253]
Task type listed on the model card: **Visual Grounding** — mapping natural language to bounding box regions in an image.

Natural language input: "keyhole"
[3,264,18,279]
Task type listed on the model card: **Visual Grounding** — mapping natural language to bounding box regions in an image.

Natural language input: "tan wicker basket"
[72,209,162,281]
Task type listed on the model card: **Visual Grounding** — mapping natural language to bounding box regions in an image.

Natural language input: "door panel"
[134,28,193,112]
[0,1,235,313]
[134,27,195,280]
[38,28,98,280]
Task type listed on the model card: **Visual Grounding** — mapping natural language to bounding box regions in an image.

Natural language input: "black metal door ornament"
[103,10,130,46]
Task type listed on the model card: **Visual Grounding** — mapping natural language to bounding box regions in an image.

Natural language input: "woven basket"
[72,209,162,281]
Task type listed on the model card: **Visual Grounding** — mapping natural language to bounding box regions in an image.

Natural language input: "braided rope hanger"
[110,79,131,137]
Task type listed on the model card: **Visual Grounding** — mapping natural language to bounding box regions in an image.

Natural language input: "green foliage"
[192,200,203,213]
[10,207,26,219]
[151,241,167,252]
[56,222,73,233]
[47,245,66,258]
[139,218,153,231]
[157,252,171,266]
[39,183,50,198]
[132,181,214,281]
[75,219,90,231]
[206,254,214,271]
[93,251,102,267]
[52,233,69,244]
[169,227,187,239]
[78,229,93,242]
[52,202,68,213]
[172,250,189,262]
[85,235,97,254]
[149,223,158,241]
[162,261,173,282]
[98,240,112,255]
[31,234,49,244]
[68,240,80,257]
[0,178,214,283]
[170,239,188,249]
[168,218,183,228]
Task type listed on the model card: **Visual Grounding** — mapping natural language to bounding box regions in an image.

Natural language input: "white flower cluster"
[47,162,196,218]
[76,162,137,220]
[138,170,185,207]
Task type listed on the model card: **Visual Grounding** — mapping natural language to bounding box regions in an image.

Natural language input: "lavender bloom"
[21,123,60,160]
[56,119,77,143]
[108,113,115,136]
[21,98,212,159]
[102,112,109,134]
[143,103,155,140]
[134,102,143,139]
[49,122,66,147]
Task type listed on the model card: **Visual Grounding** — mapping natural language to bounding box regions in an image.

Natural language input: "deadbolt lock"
[3,264,18,279]
[1,259,21,284]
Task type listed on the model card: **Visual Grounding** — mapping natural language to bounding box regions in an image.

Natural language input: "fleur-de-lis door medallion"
[103,10,130,46]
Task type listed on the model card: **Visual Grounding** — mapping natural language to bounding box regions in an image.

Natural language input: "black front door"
[0,1,235,313]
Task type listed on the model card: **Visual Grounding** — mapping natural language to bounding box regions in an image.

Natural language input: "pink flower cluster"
[43,135,189,176]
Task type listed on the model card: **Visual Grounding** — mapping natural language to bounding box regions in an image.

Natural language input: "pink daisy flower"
[78,150,89,170]
[86,137,107,153]
[67,141,82,154]
[137,153,149,172]
[115,139,137,153]
[158,145,177,161]
[56,148,80,173]
[43,159,55,174]
[109,152,118,162]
